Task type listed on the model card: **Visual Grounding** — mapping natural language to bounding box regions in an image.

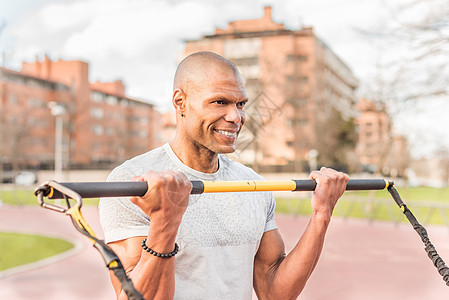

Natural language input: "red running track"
[0,205,448,299]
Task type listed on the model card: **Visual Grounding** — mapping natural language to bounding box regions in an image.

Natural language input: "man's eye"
[214,100,225,105]
[237,101,247,107]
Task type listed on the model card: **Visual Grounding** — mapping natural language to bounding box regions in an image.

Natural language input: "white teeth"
[216,130,236,137]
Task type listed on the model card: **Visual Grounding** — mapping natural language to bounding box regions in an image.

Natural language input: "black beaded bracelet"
[141,239,179,258]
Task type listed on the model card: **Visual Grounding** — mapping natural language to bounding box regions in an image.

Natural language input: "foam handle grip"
[293,179,390,191]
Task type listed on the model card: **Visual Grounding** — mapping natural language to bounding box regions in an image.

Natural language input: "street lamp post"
[307,149,318,171]
[48,102,66,181]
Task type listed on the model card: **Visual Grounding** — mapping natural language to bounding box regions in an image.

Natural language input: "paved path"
[0,205,448,299]
[0,205,115,300]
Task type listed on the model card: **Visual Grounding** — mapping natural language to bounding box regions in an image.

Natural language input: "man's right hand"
[131,170,192,232]
[109,171,191,300]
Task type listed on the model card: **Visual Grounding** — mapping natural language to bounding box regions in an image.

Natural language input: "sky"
[1,0,448,158]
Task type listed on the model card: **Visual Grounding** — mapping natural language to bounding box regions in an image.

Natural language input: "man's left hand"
[309,167,349,219]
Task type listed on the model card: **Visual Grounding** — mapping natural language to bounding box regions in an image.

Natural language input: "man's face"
[183,69,248,154]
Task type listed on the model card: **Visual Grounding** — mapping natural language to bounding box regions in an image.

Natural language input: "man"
[99,51,349,300]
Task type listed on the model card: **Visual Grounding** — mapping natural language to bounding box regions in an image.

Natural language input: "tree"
[361,0,449,103]
[357,0,448,175]
[314,108,358,172]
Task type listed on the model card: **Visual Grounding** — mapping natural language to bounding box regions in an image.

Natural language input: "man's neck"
[170,137,219,174]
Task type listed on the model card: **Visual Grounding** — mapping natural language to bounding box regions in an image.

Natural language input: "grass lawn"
[275,186,449,225]
[0,188,100,206]
[0,232,74,271]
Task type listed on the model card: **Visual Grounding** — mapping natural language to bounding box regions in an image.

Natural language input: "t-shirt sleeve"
[98,166,150,243]
[264,192,277,232]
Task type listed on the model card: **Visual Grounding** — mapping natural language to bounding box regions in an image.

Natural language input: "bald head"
[173,51,241,92]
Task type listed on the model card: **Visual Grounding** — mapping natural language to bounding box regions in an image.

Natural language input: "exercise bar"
[40,179,391,200]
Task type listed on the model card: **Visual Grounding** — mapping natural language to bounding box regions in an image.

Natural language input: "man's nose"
[224,105,243,124]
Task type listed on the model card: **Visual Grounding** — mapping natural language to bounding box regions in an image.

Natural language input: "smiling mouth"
[214,129,237,139]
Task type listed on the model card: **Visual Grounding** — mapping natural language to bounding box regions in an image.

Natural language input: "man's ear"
[172,88,186,117]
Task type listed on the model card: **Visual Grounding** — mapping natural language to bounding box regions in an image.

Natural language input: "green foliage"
[0,232,74,271]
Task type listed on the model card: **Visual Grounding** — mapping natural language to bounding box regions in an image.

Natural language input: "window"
[29,98,44,108]
[92,125,104,136]
[91,107,104,119]
[91,92,104,103]
[287,55,308,62]
[9,94,18,105]
[286,76,309,84]
[231,57,258,66]
[106,95,118,105]
[28,118,48,128]
[286,98,307,106]
[120,99,128,107]
[106,127,115,136]
[140,117,149,125]
[92,141,102,150]
[139,130,148,138]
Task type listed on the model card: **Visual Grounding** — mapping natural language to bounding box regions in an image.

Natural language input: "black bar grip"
[293,179,390,191]
[47,181,147,199]
[47,181,206,199]
[347,179,391,190]
[190,180,205,194]
[294,179,386,191]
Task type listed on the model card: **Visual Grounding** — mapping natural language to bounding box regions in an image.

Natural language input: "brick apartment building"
[0,55,160,174]
[183,6,359,171]
[356,97,391,171]
[356,97,409,176]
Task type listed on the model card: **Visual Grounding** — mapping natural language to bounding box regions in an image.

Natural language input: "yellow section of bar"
[203,181,255,193]
[253,180,297,191]
[384,179,389,189]
[202,180,297,193]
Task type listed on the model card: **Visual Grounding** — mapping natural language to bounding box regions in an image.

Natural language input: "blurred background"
[0,0,448,299]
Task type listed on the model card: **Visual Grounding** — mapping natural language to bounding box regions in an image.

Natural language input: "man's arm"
[107,170,191,300]
[253,167,348,299]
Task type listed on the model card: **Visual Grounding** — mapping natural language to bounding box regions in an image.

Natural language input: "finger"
[159,171,175,183]
[174,171,192,187]
[309,167,332,179]
[130,195,140,205]
[308,170,320,180]
[132,175,144,182]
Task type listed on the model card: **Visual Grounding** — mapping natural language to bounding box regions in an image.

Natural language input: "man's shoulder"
[219,155,264,180]
[107,145,169,180]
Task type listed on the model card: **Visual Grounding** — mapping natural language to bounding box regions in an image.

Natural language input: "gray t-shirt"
[99,143,277,299]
